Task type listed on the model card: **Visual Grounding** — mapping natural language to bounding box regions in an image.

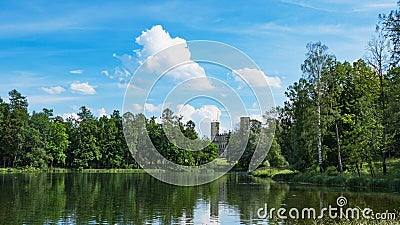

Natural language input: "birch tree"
[301,42,335,173]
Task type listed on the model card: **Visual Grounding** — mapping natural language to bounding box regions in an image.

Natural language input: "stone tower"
[239,116,250,131]
[211,121,220,141]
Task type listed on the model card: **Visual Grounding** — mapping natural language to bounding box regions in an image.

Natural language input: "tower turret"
[211,121,220,141]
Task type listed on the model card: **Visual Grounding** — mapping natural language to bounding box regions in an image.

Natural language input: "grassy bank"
[252,158,400,191]
[251,167,295,178]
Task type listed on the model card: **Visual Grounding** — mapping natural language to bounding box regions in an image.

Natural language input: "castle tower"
[211,121,220,141]
[239,117,250,131]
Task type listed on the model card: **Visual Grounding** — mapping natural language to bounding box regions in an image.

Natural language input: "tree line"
[0,89,286,170]
[0,94,223,169]
[274,5,400,175]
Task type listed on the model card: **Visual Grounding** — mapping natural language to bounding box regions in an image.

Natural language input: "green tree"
[385,68,400,157]
[111,110,130,167]
[98,111,128,168]
[275,106,293,169]
[48,119,69,167]
[0,98,12,167]
[285,78,318,171]
[366,28,390,174]
[265,137,288,168]
[301,42,335,173]
[321,60,345,172]
[19,117,48,168]
[17,109,68,169]
[380,2,400,67]
[71,107,101,168]
[340,60,382,176]
[197,143,219,165]
[122,112,139,167]
[8,90,29,167]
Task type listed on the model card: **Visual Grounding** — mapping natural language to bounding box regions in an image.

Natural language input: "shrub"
[392,178,400,191]
[325,166,340,176]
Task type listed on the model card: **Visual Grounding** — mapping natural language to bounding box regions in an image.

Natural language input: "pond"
[0,172,399,224]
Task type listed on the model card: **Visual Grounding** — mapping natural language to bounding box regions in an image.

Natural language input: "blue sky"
[0,0,397,133]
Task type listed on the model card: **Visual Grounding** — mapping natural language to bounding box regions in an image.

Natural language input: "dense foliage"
[0,96,219,169]
[273,3,400,174]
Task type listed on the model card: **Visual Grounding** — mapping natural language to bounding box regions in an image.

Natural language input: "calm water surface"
[0,172,399,224]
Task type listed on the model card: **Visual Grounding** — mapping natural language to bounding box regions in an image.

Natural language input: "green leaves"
[279,49,391,174]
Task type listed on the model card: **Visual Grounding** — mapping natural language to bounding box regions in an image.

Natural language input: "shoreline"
[251,166,400,192]
[3,166,400,192]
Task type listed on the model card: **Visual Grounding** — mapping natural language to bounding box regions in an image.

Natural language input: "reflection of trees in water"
[0,173,67,224]
[223,173,290,224]
[283,185,400,213]
[0,173,399,224]
[0,173,220,224]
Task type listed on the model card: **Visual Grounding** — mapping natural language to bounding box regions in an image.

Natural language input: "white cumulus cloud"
[70,70,83,74]
[70,82,96,95]
[135,25,185,60]
[177,104,221,123]
[233,68,282,88]
[249,114,264,123]
[144,103,165,113]
[176,104,225,137]
[106,25,214,90]
[41,86,66,94]
[265,76,282,88]
[135,25,214,90]
[97,108,107,118]
[133,104,143,111]
[60,113,79,121]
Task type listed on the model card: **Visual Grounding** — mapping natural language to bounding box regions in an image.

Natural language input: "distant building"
[210,121,220,141]
[211,117,250,156]
[239,116,250,132]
